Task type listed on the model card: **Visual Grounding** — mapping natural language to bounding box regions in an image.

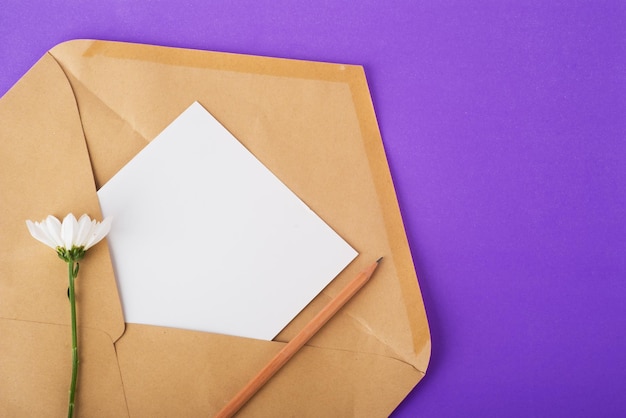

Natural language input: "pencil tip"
[376,256,383,263]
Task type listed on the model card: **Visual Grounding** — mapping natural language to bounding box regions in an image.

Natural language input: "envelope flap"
[0,318,128,417]
[48,39,429,370]
[0,49,125,342]
[116,323,422,417]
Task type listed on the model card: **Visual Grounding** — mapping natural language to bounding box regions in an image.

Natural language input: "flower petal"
[61,213,79,249]
[26,220,57,249]
[84,217,112,250]
[43,215,64,248]
[75,214,93,247]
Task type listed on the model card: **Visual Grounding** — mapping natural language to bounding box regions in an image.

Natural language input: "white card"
[97,102,357,340]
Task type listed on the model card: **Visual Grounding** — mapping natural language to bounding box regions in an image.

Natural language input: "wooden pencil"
[214,258,382,418]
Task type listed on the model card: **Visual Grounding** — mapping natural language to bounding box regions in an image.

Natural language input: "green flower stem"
[67,260,79,418]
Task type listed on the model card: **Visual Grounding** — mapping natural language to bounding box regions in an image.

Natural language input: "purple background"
[2,1,625,416]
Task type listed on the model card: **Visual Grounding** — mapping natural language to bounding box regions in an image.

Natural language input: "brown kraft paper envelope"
[0,40,430,417]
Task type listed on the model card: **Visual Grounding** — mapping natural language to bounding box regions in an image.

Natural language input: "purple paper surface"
[2,1,625,416]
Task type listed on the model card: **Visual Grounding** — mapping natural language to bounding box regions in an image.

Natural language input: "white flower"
[26,214,112,253]
[26,214,111,414]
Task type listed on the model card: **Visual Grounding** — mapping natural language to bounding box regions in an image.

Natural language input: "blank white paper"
[97,102,358,340]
